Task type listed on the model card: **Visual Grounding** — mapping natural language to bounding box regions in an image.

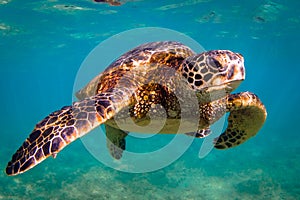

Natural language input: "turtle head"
[181,50,245,97]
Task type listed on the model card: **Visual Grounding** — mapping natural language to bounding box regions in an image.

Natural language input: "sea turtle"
[6,41,267,175]
[94,0,122,6]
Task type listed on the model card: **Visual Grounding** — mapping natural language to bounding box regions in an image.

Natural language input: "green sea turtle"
[94,0,122,6]
[6,41,267,175]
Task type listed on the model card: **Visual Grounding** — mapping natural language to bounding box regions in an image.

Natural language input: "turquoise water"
[0,0,299,199]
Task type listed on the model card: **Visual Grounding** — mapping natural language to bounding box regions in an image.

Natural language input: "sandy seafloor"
[0,0,299,199]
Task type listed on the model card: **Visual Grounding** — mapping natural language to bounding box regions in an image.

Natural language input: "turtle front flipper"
[6,91,130,176]
[214,92,267,149]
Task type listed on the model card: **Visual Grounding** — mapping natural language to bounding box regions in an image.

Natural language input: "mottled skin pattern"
[6,41,267,175]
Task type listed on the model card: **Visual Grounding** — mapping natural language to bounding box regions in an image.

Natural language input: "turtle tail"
[6,92,127,176]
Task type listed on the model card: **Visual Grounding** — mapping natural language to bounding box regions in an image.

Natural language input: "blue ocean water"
[0,0,299,199]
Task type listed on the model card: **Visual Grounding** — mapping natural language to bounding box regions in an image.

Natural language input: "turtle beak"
[226,80,243,92]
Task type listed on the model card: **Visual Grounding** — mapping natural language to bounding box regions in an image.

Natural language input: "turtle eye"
[209,57,226,72]
[211,58,222,69]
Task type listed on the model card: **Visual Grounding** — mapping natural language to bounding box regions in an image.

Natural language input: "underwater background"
[0,0,299,199]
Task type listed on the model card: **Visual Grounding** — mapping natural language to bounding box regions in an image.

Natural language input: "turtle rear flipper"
[6,92,130,176]
[214,92,267,149]
[185,128,211,138]
[105,125,128,160]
